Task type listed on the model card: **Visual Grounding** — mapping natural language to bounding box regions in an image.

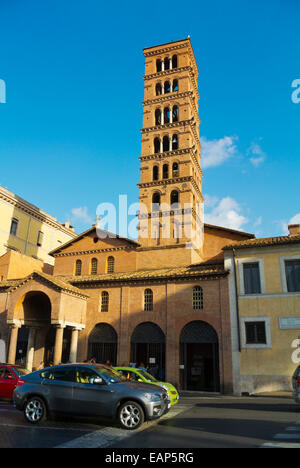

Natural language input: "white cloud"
[200,136,238,168]
[247,141,266,167]
[204,196,248,231]
[290,213,300,225]
[70,206,93,225]
[254,216,263,227]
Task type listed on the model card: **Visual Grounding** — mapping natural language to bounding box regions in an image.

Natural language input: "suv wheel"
[118,401,144,430]
[24,397,47,424]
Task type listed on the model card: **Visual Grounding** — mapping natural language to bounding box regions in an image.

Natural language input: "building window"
[154,137,161,154]
[152,192,161,211]
[156,83,162,96]
[37,231,44,247]
[172,55,178,69]
[10,218,18,236]
[101,291,109,312]
[144,289,153,311]
[243,262,261,294]
[107,256,115,273]
[156,59,162,73]
[172,162,179,177]
[163,164,169,179]
[155,109,161,125]
[285,260,300,292]
[193,286,203,310]
[153,165,159,181]
[75,260,82,276]
[170,190,179,207]
[245,321,267,345]
[91,258,98,275]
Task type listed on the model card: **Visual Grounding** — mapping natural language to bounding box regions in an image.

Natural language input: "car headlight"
[144,392,161,402]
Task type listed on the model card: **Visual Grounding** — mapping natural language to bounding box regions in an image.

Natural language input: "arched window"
[193,286,203,310]
[153,165,159,181]
[164,107,170,124]
[172,162,179,177]
[144,289,153,311]
[75,259,82,276]
[156,83,162,96]
[172,105,179,122]
[101,291,109,312]
[172,134,179,150]
[156,59,162,73]
[163,164,169,179]
[172,55,178,69]
[163,135,170,152]
[152,192,161,211]
[154,137,161,154]
[172,79,179,92]
[91,258,98,275]
[107,256,115,273]
[155,109,161,126]
[164,81,171,94]
[164,57,170,71]
[170,190,179,206]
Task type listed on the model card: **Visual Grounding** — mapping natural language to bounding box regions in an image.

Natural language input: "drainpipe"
[232,248,241,352]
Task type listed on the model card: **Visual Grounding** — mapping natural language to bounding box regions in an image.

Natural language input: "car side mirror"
[94,377,105,385]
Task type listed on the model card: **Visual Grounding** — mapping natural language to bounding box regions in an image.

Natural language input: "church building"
[0,39,254,393]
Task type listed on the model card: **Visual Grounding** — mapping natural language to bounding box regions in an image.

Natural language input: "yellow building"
[224,224,300,394]
[0,185,77,276]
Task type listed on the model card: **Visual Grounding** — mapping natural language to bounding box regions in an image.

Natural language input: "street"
[1,394,300,448]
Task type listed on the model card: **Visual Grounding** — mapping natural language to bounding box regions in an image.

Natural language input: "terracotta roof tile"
[223,234,300,250]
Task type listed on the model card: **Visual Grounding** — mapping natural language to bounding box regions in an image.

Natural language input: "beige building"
[224,224,300,395]
[0,184,77,274]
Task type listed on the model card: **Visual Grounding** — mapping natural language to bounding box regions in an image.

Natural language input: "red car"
[0,364,30,400]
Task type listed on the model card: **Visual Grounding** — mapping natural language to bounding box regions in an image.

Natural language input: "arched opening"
[75,259,82,276]
[144,289,153,311]
[163,164,169,179]
[164,107,170,124]
[155,83,162,96]
[164,81,171,94]
[163,135,170,152]
[172,105,179,122]
[164,57,170,71]
[172,162,179,177]
[88,323,118,365]
[172,55,178,69]
[91,258,98,275]
[153,165,159,181]
[131,322,165,380]
[101,291,109,312]
[155,109,161,126]
[172,79,179,92]
[180,321,220,392]
[172,134,179,150]
[170,190,179,206]
[152,192,161,211]
[107,256,115,273]
[154,137,161,154]
[156,59,162,73]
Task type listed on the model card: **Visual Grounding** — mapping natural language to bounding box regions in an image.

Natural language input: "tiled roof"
[223,234,300,250]
[60,263,228,285]
[0,271,89,298]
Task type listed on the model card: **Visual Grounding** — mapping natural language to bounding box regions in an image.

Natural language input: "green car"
[114,367,179,406]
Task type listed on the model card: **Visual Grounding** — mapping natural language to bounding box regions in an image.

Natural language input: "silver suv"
[13,364,170,430]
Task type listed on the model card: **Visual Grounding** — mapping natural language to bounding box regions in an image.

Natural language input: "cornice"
[53,246,137,258]
[139,147,203,176]
[141,118,199,134]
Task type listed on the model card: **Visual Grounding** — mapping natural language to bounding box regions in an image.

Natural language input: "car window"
[0,367,15,380]
[94,366,127,383]
[40,367,75,382]
[128,371,140,381]
[76,368,101,384]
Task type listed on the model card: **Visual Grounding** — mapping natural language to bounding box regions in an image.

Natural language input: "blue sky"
[0,0,299,238]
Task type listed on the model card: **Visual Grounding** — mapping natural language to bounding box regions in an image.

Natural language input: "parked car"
[0,364,31,400]
[115,366,179,406]
[13,363,170,430]
[292,365,300,404]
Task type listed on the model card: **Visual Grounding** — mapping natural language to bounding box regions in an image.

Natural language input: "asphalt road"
[1,395,300,448]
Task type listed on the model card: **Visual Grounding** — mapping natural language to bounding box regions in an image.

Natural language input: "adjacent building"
[224,224,300,394]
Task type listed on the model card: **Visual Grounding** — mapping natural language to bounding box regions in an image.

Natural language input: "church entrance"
[131,322,165,380]
[88,323,118,365]
[180,321,220,392]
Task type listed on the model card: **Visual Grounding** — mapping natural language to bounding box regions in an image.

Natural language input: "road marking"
[262,442,300,448]
[56,404,188,449]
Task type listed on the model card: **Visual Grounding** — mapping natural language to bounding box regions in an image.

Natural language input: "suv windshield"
[138,370,158,382]
[95,366,127,383]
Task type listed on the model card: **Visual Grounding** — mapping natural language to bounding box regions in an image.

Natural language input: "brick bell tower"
[137,38,204,268]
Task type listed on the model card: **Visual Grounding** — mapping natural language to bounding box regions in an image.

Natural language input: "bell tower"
[137,38,204,268]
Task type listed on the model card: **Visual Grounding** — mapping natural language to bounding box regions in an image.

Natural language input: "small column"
[8,324,20,365]
[26,327,37,371]
[53,325,65,365]
[170,136,173,151]
[69,328,79,363]
[160,139,163,153]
